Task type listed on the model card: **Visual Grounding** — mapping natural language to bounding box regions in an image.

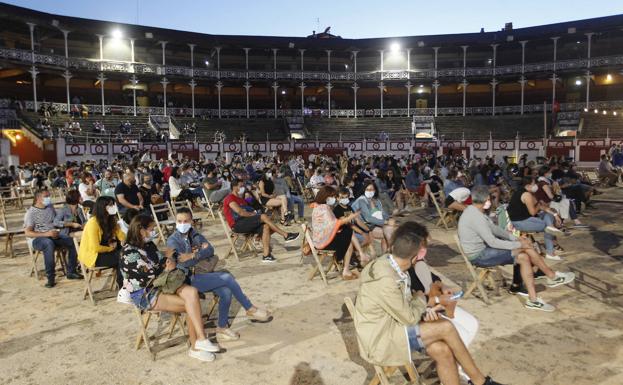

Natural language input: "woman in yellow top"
[78,196,126,288]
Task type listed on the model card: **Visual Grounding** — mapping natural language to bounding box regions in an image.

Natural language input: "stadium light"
[281,90,286,95]
[204,60,210,66]
[614,111,618,116]
[583,108,588,112]
[390,42,400,52]
[603,110,607,115]
[594,109,598,114]
[606,74,613,81]
[575,79,582,86]
[111,29,122,39]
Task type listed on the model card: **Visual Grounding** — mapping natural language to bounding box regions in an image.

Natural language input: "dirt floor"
[1,188,622,385]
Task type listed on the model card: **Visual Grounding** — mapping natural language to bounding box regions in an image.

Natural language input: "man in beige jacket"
[353,221,503,385]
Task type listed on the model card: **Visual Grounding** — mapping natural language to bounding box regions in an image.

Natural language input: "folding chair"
[453,234,503,305]
[150,202,176,245]
[427,190,457,230]
[297,178,315,203]
[343,297,424,385]
[134,308,188,361]
[201,189,219,220]
[0,186,23,211]
[0,209,23,258]
[170,199,203,229]
[27,237,67,280]
[402,180,421,209]
[301,223,339,286]
[217,211,258,263]
[73,237,118,305]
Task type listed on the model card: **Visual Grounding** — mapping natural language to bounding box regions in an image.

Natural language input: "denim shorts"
[354,232,365,244]
[406,324,425,353]
[130,287,160,311]
[471,247,514,267]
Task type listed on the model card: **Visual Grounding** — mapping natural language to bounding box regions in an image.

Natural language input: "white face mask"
[144,230,157,243]
[176,223,191,234]
[326,197,336,206]
[364,191,375,199]
[106,205,118,216]
[265,172,272,179]
[238,186,246,196]
[483,200,492,210]
[530,184,538,193]
[42,197,52,206]
[339,198,350,206]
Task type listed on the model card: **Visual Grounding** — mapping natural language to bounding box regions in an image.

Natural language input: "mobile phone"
[450,290,464,301]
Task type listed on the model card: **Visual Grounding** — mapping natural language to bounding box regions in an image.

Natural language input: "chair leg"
[405,362,421,384]
[135,310,152,350]
[84,270,95,304]
[476,270,491,304]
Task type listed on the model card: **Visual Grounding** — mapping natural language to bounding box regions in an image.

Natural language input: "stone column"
[405,81,413,117]
[243,81,252,119]
[519,77,527,115]
[326,50,332,72]
[272,48,278,79]
[130,75,138,116]
[63,71,72,114]
[98,73,107,116]
[490,78,498,116]
[326,82,333,118]
[243,48,250,79]
[461,79,468,117]
[433,80,440,117]
[272,82,279,118]
[27,23,38,111]
[378,82,384,118]
[161,77,169,115]
[299,49,305,79]
[585,32,594,109]
[299,82,306,117]
[158,41,167,65]
[189,79,196,118]
[520,40,528,115]
[216,81,223,119]
[215,47,221,79]
[352,82,359,118]
[130,39,136,63]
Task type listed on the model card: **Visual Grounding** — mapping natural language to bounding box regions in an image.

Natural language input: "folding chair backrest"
[171,199,193,216]
[0,210,7,232]
[428,189,445,216]
[150,202,173,219]
[454,234,478,274]
[218,211,232,237]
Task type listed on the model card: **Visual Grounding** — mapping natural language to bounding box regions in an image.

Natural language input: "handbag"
[152,268,186,294]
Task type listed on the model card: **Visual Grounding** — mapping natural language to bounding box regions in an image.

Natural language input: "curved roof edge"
[1,2,623,50]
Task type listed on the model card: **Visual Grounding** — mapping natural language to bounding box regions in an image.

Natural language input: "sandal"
[342,273,358,281]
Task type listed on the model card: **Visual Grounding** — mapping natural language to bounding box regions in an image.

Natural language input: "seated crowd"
[6,148,616,375]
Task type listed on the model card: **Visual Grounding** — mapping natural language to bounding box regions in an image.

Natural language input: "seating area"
[305,117,413,141]
[434,115,545,140]
[174,117,289,142]
[578,113,623,138]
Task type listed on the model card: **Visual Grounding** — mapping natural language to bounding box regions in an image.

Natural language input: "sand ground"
[1,189,622,385]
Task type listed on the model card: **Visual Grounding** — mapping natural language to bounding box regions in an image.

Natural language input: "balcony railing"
[2,47,622,81]
[17,99,623,119]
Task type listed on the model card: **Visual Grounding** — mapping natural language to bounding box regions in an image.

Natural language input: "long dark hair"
[126,214,155,249]
[93,196,117,241]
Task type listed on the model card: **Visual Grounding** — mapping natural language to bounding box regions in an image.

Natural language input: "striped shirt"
[24,205,56,233]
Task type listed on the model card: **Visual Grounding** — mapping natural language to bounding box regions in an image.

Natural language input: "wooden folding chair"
[453,234,502,305]
[0,209,23,258]
[26,237,67,280]
[217,211,258,263]
[73,237,118,305]
[343,297,423,385]
[427,190,456,230]
[301,223,340,286]
[134,308,188,361]
[402,181,421,209]
[297,178,315,203]
[201,189,219,221]
[170,199,203,229]
[150,202,176,245]
[0,186,23,211]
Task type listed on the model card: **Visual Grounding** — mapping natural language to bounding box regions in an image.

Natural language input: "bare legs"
[152,284,207,347]
[420,319,487,385]
[259,214,287,237]
[265,195,288,221]
[513,246,556,301]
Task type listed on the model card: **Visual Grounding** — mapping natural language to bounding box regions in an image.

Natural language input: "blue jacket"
[405,170,421,190]
[352,195,388,227]
[166,228,215,274]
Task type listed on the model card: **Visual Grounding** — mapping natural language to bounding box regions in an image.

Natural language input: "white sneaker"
[545,254,563,261]
[524,297,555,312]
[546,271,576,288]
[188,348,216,362]
[194,338,220,353]
[116,288,133,305]
[545,226,563,236]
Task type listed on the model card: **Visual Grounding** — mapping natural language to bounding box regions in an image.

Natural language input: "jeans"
[512,213,555,254]
[190,271,253,328]
[287,194,305,218]
[32,235,78,281]
[189,186,204,198]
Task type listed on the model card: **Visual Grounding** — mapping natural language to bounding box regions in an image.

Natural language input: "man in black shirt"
[115,172,143,213]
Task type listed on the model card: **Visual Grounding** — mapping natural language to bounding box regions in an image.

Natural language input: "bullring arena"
[0,2,622,385]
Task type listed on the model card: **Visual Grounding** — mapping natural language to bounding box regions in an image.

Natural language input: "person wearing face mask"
[78,196,126,290]
[535,166,587,230]
[258,168,290,224]
[507,176,566,261]
[203,166,230,204]
[459,186,574,311]
[223,179,299,263]
[352,181,397,253]
[311,186,361,279]
[354,221,505,385]
[273,168,305,224]
[167,208,271,341]
[333,187,374,263]
[53,189,86,237]
[120,214,220,362]
[24,190,83,288]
